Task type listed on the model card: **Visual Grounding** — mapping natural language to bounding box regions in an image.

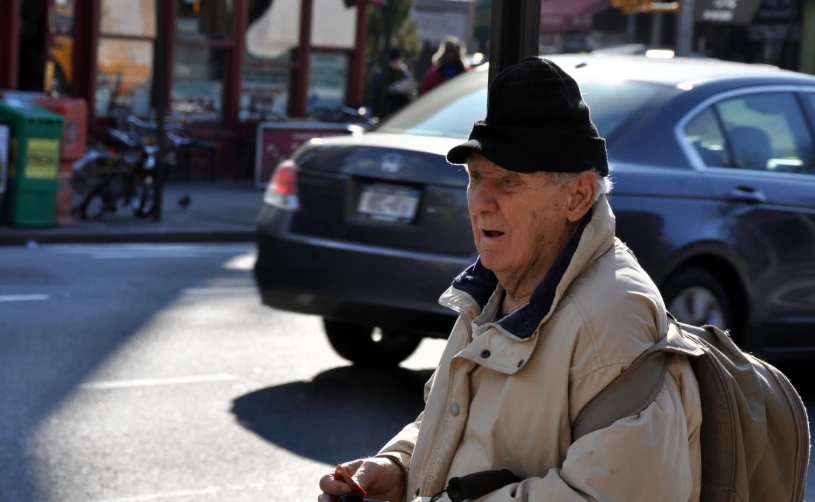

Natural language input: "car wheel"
[323,319,422,368]
[663,266,732,330]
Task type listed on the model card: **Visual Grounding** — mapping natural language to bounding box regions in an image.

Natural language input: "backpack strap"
[572,349,668,442]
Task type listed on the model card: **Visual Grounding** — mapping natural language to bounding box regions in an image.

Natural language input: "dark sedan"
[254,54,815,367]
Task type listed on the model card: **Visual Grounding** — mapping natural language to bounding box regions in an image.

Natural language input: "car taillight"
[263,159,300,210]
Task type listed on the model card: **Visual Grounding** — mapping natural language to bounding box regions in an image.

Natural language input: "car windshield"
[376,69,666,139]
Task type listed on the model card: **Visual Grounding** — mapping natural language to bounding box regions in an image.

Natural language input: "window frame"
[170,0,237,123]
[96,0,158,118]
[675,85,815,180]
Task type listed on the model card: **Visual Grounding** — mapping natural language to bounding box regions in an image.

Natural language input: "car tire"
[323,319,422,368]
[662,266,732,330]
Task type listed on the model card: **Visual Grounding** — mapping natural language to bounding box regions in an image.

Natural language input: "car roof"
[476,53,815,88]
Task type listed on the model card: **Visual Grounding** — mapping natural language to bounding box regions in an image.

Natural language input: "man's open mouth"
[482,230,505,238]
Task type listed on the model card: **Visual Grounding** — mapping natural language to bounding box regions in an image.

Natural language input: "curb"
[0,228,255,246]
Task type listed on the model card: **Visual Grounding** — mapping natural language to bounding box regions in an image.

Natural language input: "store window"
[95,0,156,117]
[240,66,290,121]
[239,0,296,121]
[96,39,155,117]
[307,52,349,113]
[101,0,157,37]
[46,0,76,97]
[176,0,234,41]
[171,45,227,121]
[246,0,297,62]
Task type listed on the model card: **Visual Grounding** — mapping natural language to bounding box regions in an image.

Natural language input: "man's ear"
[565,171,597,223]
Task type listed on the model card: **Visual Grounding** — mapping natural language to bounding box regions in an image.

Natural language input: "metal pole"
[676,0,695,57]
[627,13,638,43]
[152,0,166,222]
[379,0,395,118]
[488,0,542,84]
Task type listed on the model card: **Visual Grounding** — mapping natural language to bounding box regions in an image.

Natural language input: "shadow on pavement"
[0,244,259,502]
[230,366,433,465]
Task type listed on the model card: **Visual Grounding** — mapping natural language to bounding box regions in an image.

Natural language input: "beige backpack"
[572,315,811,501]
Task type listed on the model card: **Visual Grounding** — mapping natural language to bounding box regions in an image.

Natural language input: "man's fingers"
[319,474,351,495]
[351,460,379,490]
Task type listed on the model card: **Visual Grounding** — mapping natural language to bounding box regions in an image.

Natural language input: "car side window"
[684,108,734,168]
[714,93,815,175]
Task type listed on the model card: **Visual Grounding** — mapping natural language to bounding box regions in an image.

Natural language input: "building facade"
[0,0,369,180]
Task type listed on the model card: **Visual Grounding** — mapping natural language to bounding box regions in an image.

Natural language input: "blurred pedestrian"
[419,36,470,95]
[318,57,702,502]
[372,47,417,120]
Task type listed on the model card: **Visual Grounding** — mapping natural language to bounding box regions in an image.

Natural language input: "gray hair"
[548,169,613,203]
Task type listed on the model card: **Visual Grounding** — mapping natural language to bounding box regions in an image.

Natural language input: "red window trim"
[173,39,234,48]
[98,33,156,41]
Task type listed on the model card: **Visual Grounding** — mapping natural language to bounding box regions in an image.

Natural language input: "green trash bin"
[0,98,63,227]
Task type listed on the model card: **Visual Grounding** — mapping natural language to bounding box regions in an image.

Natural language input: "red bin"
[32,97,87,162]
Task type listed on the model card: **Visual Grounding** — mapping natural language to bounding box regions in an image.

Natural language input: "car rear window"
[376,70,666,140]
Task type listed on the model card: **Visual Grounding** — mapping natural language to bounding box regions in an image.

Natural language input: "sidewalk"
[0,182,263,246]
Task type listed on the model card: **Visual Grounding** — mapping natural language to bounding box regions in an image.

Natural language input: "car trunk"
[290,133,475,257]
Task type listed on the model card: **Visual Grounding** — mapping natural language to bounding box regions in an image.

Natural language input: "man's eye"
[503,178,516,185]
[469,174,481,182]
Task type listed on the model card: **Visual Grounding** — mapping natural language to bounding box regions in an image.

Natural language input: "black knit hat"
[446,56,609,176]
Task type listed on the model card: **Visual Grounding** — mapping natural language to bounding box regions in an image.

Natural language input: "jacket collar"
[440,195,617,339]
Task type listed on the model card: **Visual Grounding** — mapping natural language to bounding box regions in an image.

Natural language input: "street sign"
[694,0,763,24]
[254,122,359,188]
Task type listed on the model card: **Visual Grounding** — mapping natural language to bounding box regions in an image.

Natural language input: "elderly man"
[319,57,702,501]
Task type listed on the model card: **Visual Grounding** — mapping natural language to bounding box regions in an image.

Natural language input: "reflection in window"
[240,67,290,121]
[171,45,226,121]
[246,0,298,62]
[47,0,76,97]
[715,93,815,174]
[377,73,664,140]
[95,38,154,117]
[176,0,233,41]
[683,108,733,168]
[101,0,156,37]
[308,52,349,112]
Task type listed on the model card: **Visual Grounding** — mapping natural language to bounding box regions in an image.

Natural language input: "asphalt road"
[1,243,814,502]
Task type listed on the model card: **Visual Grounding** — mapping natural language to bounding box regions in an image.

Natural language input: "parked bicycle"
[71,130,160,221]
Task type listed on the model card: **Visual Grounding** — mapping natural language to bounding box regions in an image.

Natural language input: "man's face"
[465,154,577,279]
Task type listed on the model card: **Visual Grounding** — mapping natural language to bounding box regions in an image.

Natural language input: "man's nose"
[468,183,497,215]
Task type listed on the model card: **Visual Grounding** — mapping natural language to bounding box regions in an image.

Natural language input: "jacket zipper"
[764,361,809,502]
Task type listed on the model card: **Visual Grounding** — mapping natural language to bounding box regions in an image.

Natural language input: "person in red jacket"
[419,36,471,95]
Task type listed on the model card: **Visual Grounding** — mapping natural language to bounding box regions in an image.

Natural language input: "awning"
[540,0,611,34]
[694,0,763,25]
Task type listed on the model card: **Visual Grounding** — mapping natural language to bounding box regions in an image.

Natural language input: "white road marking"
[0,294,51,303]
[181,286,257,295]
[79,373,238,390]
[90,483,265,502]
[45,244,254,260]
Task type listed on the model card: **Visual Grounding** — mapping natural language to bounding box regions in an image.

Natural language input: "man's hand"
[318,456,406,502]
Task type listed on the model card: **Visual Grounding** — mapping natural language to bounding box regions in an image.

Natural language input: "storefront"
[539,0,629,53]
[0,0,369,179]
[694,0,803,71]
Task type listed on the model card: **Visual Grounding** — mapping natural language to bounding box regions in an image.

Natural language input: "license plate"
[357,184,420,222]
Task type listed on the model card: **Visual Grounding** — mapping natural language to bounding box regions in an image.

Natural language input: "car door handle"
[727,186,766,204]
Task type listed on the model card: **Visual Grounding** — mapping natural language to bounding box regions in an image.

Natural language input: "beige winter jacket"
[377,195,703,501]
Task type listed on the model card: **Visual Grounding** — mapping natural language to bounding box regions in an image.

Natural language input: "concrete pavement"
[0,243,442,502]
[0,182,262,246]
[1,243,813,501]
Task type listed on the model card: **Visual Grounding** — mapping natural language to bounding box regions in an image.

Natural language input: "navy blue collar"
[451,211,592,339]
